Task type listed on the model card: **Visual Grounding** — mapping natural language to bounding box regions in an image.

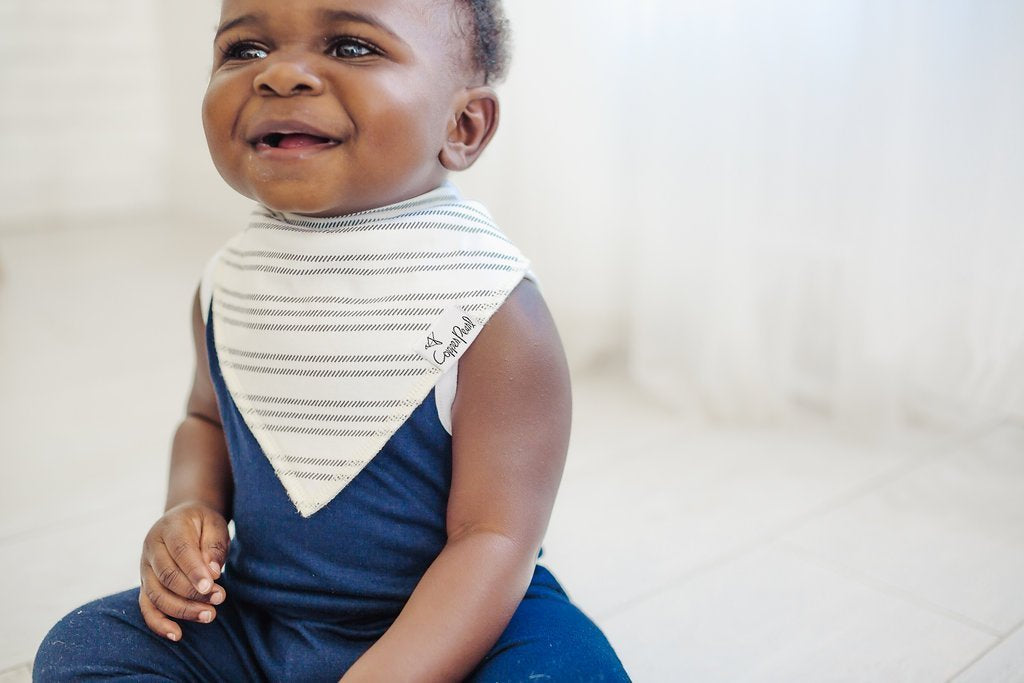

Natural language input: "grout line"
[945,617,1024,682]
[596,420,1001,621]
[777,539,1004,638]
[920,415,1015,460]
[590,535,764,622]
[596,450,928,619]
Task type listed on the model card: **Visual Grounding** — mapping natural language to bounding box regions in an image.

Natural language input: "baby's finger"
[149,545,226,605]
[139,587,182,642]
[199,515,230,578]
[161,525,217,595]
[141,565,219,625]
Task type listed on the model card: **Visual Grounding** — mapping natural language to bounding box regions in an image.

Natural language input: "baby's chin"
[244,183,370,218]
[229,171,450,217]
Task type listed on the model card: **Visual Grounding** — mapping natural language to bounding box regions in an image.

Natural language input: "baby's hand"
[138,502,230,642]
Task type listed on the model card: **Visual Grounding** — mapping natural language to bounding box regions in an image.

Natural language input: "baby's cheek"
[202,81,238,153]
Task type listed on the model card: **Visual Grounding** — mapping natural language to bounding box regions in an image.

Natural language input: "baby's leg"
[33,587,262,682]
[467,565,632,682]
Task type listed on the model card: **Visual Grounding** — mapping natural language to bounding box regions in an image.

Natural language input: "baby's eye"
[221,41,269,61]
[328,38,377,59]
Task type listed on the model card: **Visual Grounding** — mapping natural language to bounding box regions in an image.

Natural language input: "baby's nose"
[253,58,324,97]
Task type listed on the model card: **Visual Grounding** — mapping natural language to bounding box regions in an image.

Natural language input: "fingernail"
[209,561,221,575]
[210,591,225,605]
[199,610,212,623]
[197,578,212,593]
[167,632,178,642]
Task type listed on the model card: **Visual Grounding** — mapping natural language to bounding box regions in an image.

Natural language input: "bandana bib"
[202,183,530,517]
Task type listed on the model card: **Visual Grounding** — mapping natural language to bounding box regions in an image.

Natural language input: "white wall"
[0,1,168,228]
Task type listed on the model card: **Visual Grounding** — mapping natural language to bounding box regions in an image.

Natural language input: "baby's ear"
[439,87,500,171]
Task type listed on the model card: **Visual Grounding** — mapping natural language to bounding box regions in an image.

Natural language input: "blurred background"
[1,1,1022,680]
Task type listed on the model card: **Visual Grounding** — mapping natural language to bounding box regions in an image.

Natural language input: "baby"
[34,1,630,681]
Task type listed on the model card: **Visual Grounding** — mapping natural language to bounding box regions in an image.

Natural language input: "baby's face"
[203,0,467,216]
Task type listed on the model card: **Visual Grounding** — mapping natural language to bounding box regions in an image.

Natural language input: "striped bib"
[202,183,530,517]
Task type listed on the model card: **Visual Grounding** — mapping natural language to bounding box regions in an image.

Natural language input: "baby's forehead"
[216,0,459,38]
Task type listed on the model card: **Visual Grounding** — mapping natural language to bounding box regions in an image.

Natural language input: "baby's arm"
[341,278,571,682]
[137,289,234,642]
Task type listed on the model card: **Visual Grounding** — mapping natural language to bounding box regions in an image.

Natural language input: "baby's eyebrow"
[215,13,264,40]
[214,9,407,47]
[317,8,405,45]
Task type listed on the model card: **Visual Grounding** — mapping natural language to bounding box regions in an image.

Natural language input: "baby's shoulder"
[455,277,569,413]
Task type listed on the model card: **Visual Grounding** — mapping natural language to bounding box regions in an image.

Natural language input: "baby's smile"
[246,119,343,156]
[257,134,334,150]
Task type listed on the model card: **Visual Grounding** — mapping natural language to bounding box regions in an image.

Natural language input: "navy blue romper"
[34,315,630,682]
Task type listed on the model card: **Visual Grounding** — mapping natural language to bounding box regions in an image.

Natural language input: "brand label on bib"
[419,306,483,369]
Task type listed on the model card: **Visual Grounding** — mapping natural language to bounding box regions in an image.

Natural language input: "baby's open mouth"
[256,133,338,150]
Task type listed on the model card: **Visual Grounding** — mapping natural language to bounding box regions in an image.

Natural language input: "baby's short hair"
[453,0,511,83]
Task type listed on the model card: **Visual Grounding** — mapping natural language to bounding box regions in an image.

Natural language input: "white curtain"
[622,0,1024,429]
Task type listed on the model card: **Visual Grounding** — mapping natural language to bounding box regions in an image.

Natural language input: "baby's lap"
[33,588,264,682]
[34,588,368,681]
[35,567,628,682]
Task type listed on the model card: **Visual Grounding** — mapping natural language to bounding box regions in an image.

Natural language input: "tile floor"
[2,218,1022,681]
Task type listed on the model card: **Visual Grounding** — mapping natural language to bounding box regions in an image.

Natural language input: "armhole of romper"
[435,363,457,435]
[434,270,539,435]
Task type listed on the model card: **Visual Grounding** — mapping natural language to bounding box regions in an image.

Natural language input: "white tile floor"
[2,218,1023,682]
